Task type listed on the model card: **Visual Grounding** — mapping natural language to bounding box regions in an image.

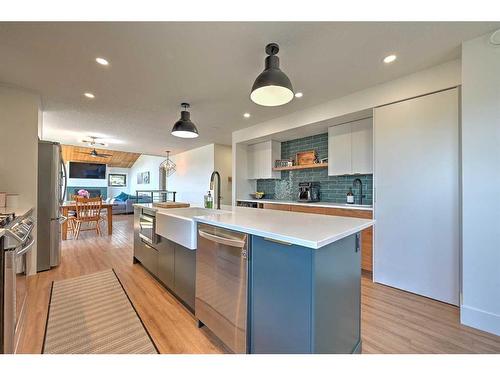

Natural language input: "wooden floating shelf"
[272,163,328,171]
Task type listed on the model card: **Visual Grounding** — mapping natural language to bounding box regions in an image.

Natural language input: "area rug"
[42,269,158,354]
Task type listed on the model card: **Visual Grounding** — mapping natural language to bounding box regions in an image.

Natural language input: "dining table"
[60,201,114,240]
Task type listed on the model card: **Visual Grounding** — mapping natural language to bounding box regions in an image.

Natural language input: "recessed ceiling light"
[383,54,397,64]
[295,92,303,98]
[243,113,251,118]
[84,92,95,99]
[95,57,109,66]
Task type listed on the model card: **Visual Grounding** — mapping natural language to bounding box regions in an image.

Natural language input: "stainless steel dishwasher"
[195,223,248,353]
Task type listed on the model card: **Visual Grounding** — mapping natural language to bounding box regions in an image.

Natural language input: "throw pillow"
[115,192,129,201]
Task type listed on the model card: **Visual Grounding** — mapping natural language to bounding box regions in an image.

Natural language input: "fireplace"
[67,187,108,199]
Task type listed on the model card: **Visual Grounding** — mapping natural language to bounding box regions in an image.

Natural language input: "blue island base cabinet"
[249,234,361,354]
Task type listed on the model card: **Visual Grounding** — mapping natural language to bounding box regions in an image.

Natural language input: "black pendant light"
[171,103,199,138]
[250,43,294,107]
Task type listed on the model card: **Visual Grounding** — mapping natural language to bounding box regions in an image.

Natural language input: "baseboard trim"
[461,305,500,336]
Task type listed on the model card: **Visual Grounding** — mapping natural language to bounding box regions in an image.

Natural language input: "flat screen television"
[69,162,107,179]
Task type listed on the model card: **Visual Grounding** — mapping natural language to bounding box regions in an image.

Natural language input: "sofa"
[110,193,152,214]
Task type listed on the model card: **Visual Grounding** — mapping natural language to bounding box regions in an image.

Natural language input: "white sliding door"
[373,88,459,305]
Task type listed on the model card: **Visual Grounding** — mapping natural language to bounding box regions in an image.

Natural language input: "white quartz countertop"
[237,199,373,211]
[136,203,374,249]
[0,205,34,217]
[194,206,374,249]
[135,203,233,213]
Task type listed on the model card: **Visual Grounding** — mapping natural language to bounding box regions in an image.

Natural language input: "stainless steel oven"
[1,210,35,354]
[138,210,158,245]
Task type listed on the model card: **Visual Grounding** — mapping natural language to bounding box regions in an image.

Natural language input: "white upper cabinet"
[328,118,373,176]
[351,118,373,174]
[328,123,352,175]
[247,140,281,180]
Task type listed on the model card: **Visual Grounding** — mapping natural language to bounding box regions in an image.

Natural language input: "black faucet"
[210,171,221,209]
[353,178,364,205]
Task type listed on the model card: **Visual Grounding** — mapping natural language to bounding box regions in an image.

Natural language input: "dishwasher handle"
[198,229,246,249]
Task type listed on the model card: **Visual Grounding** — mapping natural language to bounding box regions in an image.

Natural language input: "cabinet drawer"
[134,240,159,276]
[324,207,373,219]
[263,203,291,211]
[290,205,326,215]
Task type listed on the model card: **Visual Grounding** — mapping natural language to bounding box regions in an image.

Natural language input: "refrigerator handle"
[59,145,67,204]
[53,216,68,224]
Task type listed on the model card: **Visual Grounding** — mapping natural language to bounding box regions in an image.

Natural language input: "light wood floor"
[18,215,500,354]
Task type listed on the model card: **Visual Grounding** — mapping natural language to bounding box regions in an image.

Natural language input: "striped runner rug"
[42,269,158,354]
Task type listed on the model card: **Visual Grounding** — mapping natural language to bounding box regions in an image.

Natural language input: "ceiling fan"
[76,148,113,158]
[78,136,113,158]
[81,136,107,147]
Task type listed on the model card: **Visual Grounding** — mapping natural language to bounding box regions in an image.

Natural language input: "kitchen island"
[133,204,374,354]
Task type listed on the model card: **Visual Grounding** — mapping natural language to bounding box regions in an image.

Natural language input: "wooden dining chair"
[74,196,102,239]
[66,194,79,237]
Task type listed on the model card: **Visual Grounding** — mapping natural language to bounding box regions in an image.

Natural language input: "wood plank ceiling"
[61,145,142,168]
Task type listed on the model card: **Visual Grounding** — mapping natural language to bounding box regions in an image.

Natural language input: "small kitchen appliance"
[297,182,320,202]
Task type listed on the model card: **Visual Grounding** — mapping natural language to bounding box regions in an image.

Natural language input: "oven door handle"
[5,217,36,245]
[16,236,35,257]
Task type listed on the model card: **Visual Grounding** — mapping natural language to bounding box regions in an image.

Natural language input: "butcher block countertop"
[152,202,190,209]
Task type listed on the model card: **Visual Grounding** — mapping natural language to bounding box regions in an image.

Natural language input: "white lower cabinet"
[328,117,373,176]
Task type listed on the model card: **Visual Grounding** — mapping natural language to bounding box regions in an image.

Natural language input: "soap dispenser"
[204,191,213,209]
[346,188,354,204]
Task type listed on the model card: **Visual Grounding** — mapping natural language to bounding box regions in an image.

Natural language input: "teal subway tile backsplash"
[256,133,373,205]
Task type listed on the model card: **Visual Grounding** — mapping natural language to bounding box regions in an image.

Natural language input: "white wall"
[0,85,41,275]
[461,33,500,336]
[168,144,215,207]
[107,167,130,197]
[166,144,232,207]
[214,144,232,205]
[129,154,165,196]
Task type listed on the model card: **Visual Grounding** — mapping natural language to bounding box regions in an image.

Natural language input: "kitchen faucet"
[210,171,222,209]
[353,178,364,205]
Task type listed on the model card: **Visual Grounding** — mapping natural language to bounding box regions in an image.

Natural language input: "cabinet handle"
[263,237,292,246]
[198,230,247,248]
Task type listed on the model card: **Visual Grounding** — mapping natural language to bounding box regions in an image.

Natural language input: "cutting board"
[152,202,190,209]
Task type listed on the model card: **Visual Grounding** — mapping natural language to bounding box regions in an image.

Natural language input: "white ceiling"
[1,22,498,155]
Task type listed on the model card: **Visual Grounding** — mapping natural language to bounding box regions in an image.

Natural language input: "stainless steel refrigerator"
[37,141,67,272]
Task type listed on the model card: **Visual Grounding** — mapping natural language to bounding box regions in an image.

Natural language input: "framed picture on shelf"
[108,174,127,187]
